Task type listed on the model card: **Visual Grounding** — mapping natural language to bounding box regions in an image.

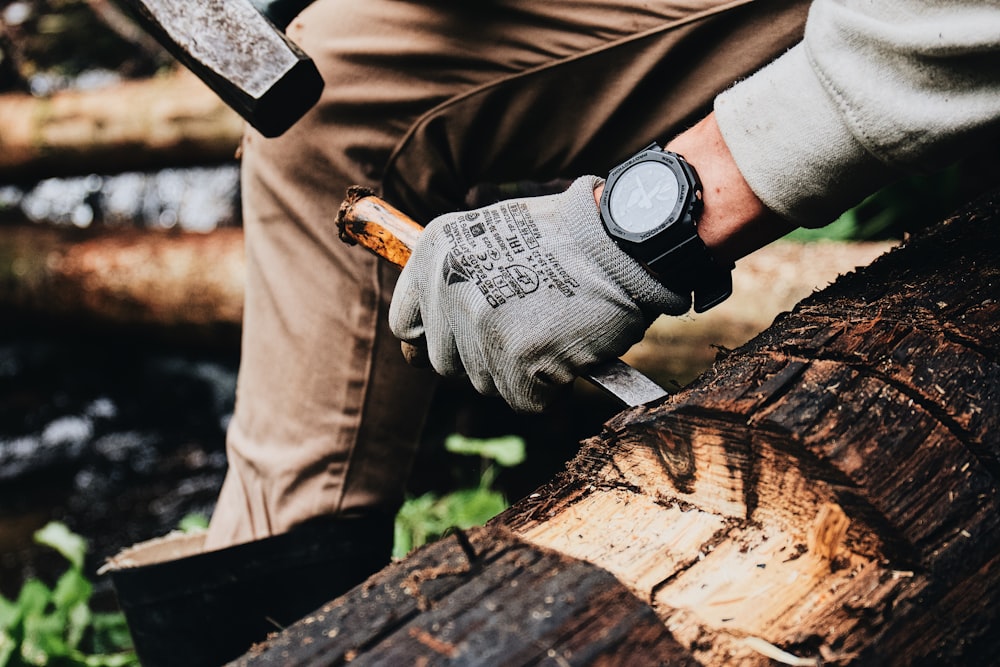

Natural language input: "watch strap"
[646,237,733,313]
[634,148,732,313]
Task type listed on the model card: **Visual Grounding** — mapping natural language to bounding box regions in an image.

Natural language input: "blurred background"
[1,0,998,663]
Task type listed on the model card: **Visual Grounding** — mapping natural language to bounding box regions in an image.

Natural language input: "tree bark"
[233,188,1000,666]
[1,224,243,339]
[0,70,243,181]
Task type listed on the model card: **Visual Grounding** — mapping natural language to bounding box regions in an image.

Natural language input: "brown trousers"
[205,0,809,549]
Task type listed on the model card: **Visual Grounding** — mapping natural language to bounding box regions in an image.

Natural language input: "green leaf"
[0,630,16,667]
[0,596,18,632]
[392,518,414,560]
[34,523,87,571]
[1,524,136,667]
[393,487,509,559]
[444,434,526,467]
[89,613,133,656]
[52,569,92,613]
[65,602,91,651]
[76,649,139,667]
[394,492,454,558]
[15,581,50,620]
[22,609,68,665]
[177,514,209,533]
[50,569,93,653]
[395,433,521,558]
[783,209,858,242]
[441,488,507,528]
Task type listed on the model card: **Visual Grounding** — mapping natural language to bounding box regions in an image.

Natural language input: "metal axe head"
[117,0,323,137]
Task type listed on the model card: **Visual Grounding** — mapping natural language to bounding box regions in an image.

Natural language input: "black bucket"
[103,516,392,666]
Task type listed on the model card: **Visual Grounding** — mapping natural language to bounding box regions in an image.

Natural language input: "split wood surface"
[234,189,1000,666]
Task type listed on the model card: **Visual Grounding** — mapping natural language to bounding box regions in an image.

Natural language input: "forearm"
[714,0,1000,227]
[594,113,794,266]
[664,113,794,265]
[597,0,1000,260]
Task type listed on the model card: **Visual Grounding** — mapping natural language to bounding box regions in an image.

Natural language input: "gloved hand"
[388,176,690,412]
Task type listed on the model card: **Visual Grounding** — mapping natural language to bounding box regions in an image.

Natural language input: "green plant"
[0,523,136,667]
[393,434,526,559]
[177,513,209,534]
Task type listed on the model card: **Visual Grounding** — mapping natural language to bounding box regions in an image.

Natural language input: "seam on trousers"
[326,252,383,515]
[382,0,757,187]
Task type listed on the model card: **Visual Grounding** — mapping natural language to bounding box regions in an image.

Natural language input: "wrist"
[664,113,793,265]
[573,176,692,315]
[592,115,792,266]
[594,146,730,313]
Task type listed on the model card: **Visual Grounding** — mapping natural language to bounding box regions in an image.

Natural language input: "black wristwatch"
[599,142,733,313]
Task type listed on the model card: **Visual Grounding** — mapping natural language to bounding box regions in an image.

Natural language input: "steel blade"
[584,358,669,408]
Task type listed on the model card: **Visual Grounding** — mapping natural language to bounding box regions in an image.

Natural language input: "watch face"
[607,161,681,235]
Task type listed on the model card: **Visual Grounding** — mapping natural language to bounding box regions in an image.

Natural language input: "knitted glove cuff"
[563,175,691,317]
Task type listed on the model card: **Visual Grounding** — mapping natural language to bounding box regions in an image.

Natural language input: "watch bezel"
[599,147,694,247]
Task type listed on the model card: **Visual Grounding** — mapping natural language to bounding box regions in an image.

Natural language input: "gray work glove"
[388,176,690,412]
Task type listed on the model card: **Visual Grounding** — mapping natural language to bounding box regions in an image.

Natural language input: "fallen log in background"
[0,70,243,182]
[235,189,1000,666]
[0,224,243,339]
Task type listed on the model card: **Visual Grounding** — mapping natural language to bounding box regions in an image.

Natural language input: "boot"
[104,514,393,667]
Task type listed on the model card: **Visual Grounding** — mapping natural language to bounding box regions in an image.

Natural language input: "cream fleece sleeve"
[714,0,1000,227]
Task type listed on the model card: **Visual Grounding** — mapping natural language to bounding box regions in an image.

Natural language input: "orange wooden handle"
[336,186,423,269]
[336,186,431,367]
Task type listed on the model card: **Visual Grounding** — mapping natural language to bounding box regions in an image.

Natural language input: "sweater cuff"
[714,44,899,228]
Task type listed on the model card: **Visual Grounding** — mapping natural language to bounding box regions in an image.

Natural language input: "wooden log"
[238,527,699,666]
[0,224,244,339]
[0,70,243,182]
[233,188,1000,666]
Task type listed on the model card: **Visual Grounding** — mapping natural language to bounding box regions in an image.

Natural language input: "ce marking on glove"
[481,263,540,308]
[475,247,503,272]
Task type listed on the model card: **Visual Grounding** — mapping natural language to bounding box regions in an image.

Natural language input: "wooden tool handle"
[336,186,423,269]
[336,186,430,368]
